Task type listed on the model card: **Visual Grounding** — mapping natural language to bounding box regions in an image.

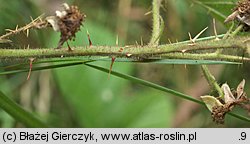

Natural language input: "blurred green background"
[0,0,249,127]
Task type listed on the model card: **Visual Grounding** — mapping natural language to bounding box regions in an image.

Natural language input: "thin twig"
[0,14,46,40]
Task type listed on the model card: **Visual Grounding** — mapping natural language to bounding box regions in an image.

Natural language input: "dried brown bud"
[225,0,250,30]
[235,0,250,15]
[57,4,86,48]
[46,3,86,48]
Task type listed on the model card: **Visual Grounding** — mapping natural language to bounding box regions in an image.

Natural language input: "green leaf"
[85,63,203,104]
[0,61,90,75]
[0,91,47,127]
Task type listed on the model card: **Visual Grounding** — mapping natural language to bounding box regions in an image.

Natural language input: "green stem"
[201,25,245,98]
[149,0,163,45]
[231,24,244,37]
[216,24,244,54]
[0,37,249,62]
[201,65,224,97]
[0,91,48,127]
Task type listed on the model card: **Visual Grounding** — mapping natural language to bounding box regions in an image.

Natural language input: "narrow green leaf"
[85,63,203,104]
[228,113,250,123]
[0,55,239,76]
[202,2,235,5]
[110,58,241,65]
[85,64,250,123]
[0,91,48,127]
[0,61,94,75]
[32,57,238,65]
[190,0,237,23]
[0,57,108,70]
[40,57,241,65]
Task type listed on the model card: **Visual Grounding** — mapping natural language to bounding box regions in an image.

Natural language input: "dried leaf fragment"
[201,95,223,112]
[221,83,235,103]
[237,79,245,99]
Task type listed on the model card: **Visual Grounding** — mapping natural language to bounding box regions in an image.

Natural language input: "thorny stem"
[149,0,163,45]
[201,65,224,98]
[0,37,249,62]
[201,24,245,98]
[216,24,243,54]
[162,52,248,62]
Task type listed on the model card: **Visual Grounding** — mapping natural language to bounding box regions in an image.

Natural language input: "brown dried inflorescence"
[46,3,86,48]
[225,0,250,29]
[211,100,246,124]
[58,4,86,48]
[201,79,249,124]
[235,0,250,15]
[212,80,249,124]
[211,104,232,124]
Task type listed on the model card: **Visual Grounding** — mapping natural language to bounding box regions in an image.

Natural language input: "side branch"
[149,0,163,45]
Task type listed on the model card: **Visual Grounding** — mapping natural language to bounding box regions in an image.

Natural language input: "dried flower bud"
[235,0,250,14]
[46,3,86,48]
[225,0,250,28]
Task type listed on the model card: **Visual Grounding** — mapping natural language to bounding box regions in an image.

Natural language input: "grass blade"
[0,56,239,76]
[0,60,95,75]
[85,63,250,123]
[85,63,203,104]
[98,58,241,65]
[0,91,48,127]
[190,0,235,23]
